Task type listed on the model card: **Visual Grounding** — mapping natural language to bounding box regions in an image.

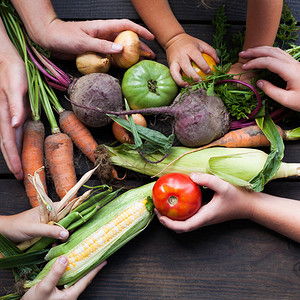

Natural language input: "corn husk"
[102,145,300,189]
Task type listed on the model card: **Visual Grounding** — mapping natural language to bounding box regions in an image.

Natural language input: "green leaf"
[0,234,22,257]
[249,114,284,191]
[0,250,47,269]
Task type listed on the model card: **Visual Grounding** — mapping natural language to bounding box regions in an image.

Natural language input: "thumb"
[38,256,69,292]
[28,223,69,241]
[8,90,26,129]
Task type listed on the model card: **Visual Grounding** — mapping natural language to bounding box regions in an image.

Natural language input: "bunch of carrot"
[1,4,99,207]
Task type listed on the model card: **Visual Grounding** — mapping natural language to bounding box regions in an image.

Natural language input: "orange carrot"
[155,125,298,177]
[59,110,98,162]
[44,132,77,200]
[22,120,47,207]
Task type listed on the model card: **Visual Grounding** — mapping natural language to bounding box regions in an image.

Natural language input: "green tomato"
[121,60,178,109]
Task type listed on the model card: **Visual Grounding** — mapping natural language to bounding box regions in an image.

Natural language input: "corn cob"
[24,181,155,288]
[101,144,300,188]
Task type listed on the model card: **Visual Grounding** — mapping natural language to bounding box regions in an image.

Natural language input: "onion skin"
[112,30,151,69]
[76,52,111,75]
[112,114,147,144]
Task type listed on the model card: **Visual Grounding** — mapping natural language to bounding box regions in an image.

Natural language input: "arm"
[157,173,300,243]
[240,46,300,111]
[11,0,155,59]
[229,0,283,81]
[131,0,219,86]
[0,17,28,181]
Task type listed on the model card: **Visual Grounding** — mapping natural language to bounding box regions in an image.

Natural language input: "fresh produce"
[68,73,124,127]
[58,110,98,163]
[122,60,178,109]
[94,88,230,147]
[112,30,152,68]
[182,53,217,79]
[23,182,155,288]
[152,173,202,220]
[22,120,47,207]
[76,52,111,75]
[99,144,300,191]
[112,114,147,144]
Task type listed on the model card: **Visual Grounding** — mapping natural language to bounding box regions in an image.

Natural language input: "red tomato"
[152,173,202,221]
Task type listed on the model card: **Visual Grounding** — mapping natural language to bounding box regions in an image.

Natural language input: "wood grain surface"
[1,1,300,299]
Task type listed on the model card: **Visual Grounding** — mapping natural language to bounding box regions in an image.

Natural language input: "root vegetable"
[112,30,152,69]
[45,132,77,200]
[68,73,123,127]
[22,120,47,207]
[76,52,111,75]
[112,114,147,144]
[76,88,231,147]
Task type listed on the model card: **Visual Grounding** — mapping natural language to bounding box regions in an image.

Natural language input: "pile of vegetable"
[1,1,300,297]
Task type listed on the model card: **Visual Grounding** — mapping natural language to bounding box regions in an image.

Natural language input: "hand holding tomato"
[155,173,255,233]
[152,173,202,221]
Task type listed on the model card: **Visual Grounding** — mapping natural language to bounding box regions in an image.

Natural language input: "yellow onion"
[112,30,151,69]
[76,52,111,75]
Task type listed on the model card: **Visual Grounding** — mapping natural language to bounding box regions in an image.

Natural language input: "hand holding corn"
[156,173,300,243]
[0,206,68,244]
[21,256,106,300]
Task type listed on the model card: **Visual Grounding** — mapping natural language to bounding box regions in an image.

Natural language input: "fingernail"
[190,173,199,181]
[240,51,245,54]
[59,256,68,265]
[59,230,68,239]
[256,81,263,89]
[11,116,18,128]
[112,43,123,51]
[206,68,211,74]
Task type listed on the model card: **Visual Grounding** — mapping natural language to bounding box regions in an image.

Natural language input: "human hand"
[156,173,255,233]
[0,206,69,243]
[240,46,300,111]
[0,52,29,181]
[164,33,219,86]
[21,256,106,300]
[34,19,155,60]
[227,60,258,84]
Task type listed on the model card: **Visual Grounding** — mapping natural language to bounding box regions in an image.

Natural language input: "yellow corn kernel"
[64,198,147,273]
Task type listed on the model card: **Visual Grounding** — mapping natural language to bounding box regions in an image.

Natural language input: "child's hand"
[164,33,219,86]
[33,19,155,60]
[240,46,300,112]
[156,173,255,233]
[227,60,258,84]
[0,206,69,243]
[21,256,106,300]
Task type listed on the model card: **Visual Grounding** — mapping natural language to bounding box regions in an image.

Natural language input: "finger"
[7,91,26,129]
[38,256,68,293]
[256,80,299,110]
[190,173,228,194]
[66,261,107,297]
[242,57,293,82]
[240,46,292,62]
[169,61,187,87]
[25,223,69,240]
[200,44,219,64]
[80,36,124,54]
[192,53,211,75]
[180,57,201,83]
[0,99,23,180]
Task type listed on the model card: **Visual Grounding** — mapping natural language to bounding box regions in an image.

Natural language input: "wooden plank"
[1,180,300,299]
[51,0,300,22]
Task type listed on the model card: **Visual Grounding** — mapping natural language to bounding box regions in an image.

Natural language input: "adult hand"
[21,256,106,300]
[165,33,219,86]
[0,53,28,181]
[0,206,69,243]
[240,46,300,111]
[35,19,155,60]
[156,173,255,233]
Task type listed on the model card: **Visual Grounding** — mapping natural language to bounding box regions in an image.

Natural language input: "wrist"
[161,31,186,51]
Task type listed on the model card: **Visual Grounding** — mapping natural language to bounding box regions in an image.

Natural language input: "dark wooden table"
[1,1,300,299]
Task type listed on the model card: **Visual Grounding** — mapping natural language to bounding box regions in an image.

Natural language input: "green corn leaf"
[0,250,47,269]
[0,293,22,300]
[249,114,284,191]
[0,234,22,257]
